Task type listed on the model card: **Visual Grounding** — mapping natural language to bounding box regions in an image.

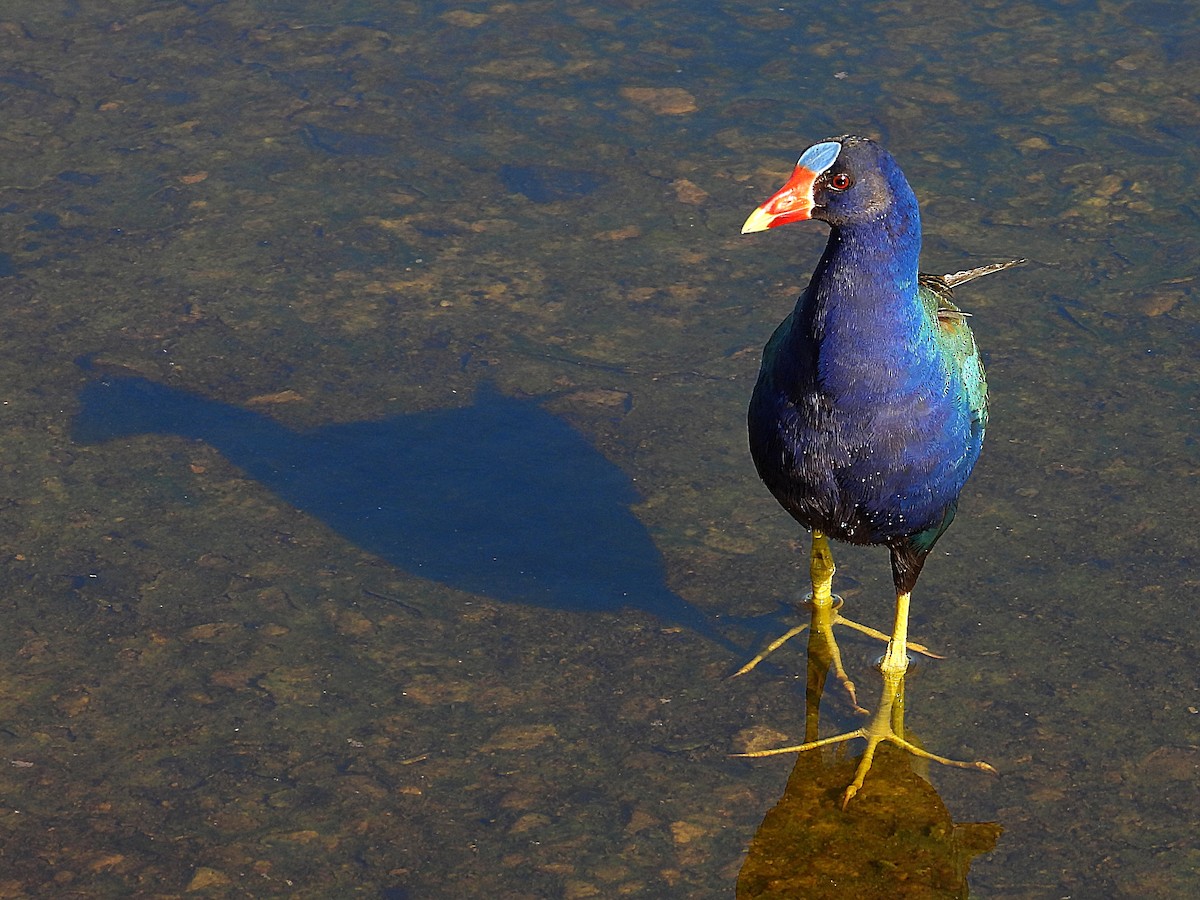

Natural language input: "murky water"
[1,0,1198,896]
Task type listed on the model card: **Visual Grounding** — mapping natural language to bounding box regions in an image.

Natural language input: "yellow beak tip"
[741,207,773,234]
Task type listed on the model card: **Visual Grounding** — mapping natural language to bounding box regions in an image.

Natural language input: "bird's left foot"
[733,667,996,808]
[731,594,941,714]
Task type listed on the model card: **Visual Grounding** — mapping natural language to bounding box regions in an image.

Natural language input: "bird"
[732,135,1020,804]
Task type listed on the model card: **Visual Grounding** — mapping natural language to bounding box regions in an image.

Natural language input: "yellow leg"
[805,534,865,713]
[733,532,941,713]
[880,590,912,677]
[734,589,997,807]
[809,529,835,607]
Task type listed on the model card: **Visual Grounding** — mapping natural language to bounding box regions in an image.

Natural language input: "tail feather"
[942,258,1026,288]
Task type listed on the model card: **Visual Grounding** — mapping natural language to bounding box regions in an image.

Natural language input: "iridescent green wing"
[918,273,988,429]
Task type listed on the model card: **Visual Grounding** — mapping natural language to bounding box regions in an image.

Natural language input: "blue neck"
[792,203,937,400]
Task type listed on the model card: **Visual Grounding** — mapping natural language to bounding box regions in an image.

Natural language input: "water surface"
[1,0,1198,896]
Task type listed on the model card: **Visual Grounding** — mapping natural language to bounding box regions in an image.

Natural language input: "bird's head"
[741,135,916,234]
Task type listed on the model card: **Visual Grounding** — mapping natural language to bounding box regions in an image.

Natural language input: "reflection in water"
[738,617,1002,899]
[735,551,996,804]
[70,373,740,650]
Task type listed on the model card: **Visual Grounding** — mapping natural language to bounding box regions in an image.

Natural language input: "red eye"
[828,172,852,191]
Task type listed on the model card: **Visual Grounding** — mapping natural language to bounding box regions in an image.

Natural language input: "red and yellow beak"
[741,166,821,233]
[741,140,842,234]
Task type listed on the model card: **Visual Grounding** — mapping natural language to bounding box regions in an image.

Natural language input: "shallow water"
[1,0,1198,896]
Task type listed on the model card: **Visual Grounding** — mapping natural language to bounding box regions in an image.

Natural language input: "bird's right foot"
[732,666,996,807]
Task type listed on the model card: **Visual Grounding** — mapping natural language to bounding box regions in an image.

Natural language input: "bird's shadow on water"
[70,371,760,654]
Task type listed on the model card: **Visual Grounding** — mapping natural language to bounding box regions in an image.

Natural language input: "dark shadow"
[71,374,743,651]
[737,623,1002,899]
